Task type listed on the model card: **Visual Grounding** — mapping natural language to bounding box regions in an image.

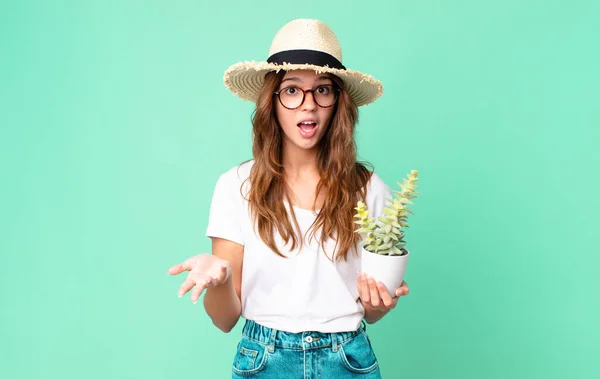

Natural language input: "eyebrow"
[281,75,332,84]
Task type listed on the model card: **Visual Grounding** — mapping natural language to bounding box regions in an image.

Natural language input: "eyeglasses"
[273,84,340,110]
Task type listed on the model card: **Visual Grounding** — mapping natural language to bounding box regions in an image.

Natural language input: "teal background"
[1,0,598,378]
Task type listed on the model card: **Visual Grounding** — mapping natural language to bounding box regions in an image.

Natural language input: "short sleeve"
[205,172,245,245]
[367,172,393,220]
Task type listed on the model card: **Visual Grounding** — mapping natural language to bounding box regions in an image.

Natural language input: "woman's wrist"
[362,302,389,324]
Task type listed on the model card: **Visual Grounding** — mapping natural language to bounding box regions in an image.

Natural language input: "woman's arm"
[203,237,244,333]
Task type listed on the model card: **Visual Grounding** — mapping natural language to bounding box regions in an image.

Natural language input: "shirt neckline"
[283,200,321,214]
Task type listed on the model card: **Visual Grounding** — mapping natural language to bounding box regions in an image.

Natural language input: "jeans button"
[305,336,313,343]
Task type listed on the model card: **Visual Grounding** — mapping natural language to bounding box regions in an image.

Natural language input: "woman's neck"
[281,145,320,180]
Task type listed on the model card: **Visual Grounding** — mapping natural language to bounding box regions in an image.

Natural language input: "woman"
[168,19,409,378]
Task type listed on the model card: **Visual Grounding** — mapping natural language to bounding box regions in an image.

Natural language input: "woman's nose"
[301,90,318,110]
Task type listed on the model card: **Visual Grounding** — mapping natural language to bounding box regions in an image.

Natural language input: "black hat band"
[267,49,346,70]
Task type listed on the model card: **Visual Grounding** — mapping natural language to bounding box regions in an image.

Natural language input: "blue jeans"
[231,319,382,378]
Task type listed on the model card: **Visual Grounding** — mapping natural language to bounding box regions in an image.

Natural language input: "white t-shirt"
[205,160,392,333]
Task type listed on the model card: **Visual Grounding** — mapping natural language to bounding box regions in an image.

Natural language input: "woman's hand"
[167,254,231,304]
[357,272,409,323]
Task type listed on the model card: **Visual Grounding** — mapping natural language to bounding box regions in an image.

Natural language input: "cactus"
[354,170,420,256]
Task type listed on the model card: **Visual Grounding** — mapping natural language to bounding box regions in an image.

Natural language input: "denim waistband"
[241,319,366,353]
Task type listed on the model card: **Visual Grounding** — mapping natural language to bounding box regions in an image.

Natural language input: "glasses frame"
[273,84,341,110]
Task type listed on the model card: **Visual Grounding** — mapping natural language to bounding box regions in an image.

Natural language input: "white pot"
[360,248,409,298]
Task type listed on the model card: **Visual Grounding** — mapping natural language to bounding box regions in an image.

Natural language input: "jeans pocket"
[338,331,379,374]
[232,337,268,376]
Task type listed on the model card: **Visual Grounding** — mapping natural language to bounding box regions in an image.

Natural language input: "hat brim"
[223,61,383,107]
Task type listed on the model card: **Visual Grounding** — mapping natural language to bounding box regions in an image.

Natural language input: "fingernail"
[178,294,182,298]
[193,300,197,304]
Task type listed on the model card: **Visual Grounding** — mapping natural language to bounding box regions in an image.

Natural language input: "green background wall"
[1,0,598,378]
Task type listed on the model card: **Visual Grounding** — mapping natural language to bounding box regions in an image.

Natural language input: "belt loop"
[268,327,277,353]
[242,319,251,337]
[361,319,367,332]
[331,332,339,352]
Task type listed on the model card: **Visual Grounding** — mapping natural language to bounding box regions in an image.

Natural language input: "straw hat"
[223,19,383,107]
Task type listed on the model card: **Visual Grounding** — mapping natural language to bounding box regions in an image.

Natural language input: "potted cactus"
[354,170,420,297]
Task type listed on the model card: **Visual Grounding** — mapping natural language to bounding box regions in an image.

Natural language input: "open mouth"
[297,121,317,131]
[297,121,318,138]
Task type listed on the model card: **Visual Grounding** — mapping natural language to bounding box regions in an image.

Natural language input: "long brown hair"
[245,70,373,261]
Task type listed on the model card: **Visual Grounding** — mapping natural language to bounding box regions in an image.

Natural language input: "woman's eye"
[285,87,298,95]
[316,86,330,94]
